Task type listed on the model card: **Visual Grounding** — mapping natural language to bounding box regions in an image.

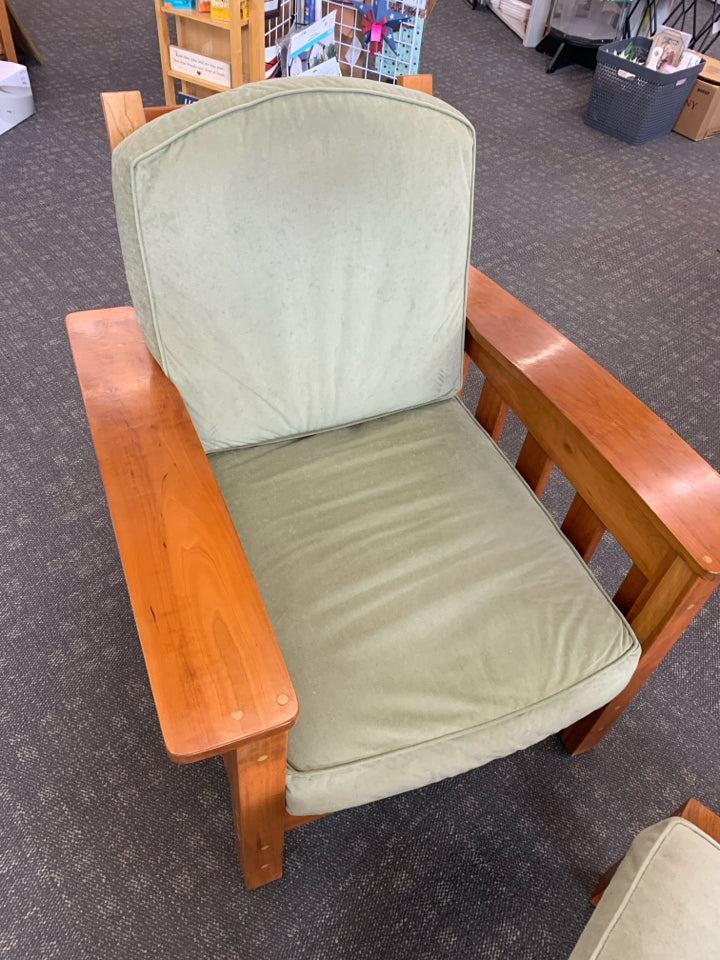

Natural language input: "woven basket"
[585,38,704,145]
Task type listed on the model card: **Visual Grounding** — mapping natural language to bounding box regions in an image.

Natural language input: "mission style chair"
[67,77,720,889]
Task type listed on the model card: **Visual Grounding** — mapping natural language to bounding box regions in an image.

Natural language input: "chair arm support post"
[101,91,147,151]
[224,731,289,888]
[561,558,716,753]
[66,307,298,764]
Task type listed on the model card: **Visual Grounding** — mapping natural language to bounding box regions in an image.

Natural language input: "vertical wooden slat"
[613,562,648,616]
[561,492,606,562]
[515,432,554,497]
[475,380,509,442]
[458,351,471,398]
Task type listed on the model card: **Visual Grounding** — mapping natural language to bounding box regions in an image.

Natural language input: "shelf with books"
[155,0,265,103]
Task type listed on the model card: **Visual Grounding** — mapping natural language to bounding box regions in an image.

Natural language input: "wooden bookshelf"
[155,0,265,104]
[0,0,17,61]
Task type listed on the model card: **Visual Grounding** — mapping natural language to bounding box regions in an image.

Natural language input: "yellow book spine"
[210,0,230,20]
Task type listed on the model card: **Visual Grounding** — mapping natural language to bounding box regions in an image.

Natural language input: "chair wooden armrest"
[66,306,298,764]
[464,264,720,752]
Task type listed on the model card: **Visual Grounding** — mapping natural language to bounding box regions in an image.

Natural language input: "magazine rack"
[155,0,434,102]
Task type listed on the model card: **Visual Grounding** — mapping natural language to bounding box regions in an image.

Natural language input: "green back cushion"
[112,77,475,450]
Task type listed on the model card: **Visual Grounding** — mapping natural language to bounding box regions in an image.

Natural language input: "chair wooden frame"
[70,89,720,889]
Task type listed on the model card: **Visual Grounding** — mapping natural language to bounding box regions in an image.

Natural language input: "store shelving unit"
[155,0,266,104]
[0,0,17,61]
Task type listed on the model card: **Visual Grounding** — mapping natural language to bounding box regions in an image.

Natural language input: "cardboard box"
[0,59,35,136]
[673,53,720,141]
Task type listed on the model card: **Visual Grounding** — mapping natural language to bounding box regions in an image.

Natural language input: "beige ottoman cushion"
[570,817,720,959]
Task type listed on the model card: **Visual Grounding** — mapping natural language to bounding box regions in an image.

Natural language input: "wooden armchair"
[67,78,720,889]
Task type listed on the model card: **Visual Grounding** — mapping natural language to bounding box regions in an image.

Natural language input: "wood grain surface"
[66,308,298,763]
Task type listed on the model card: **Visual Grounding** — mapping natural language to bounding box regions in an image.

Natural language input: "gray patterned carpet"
[1,1,719,958]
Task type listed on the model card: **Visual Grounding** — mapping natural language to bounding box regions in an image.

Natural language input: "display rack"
[155,0,431,103]
[155,0,266,103]
[322,0,430,80]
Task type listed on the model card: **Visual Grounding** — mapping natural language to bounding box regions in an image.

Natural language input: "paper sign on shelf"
[169,45,232,87]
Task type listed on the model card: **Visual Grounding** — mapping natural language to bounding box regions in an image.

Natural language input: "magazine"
[281,11,339,76]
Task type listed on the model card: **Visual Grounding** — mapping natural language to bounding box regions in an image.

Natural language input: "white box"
[0,60,35,135]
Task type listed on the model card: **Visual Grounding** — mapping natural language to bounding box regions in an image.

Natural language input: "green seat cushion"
[111,77,474,451]
[570,817,720,959]
[209,398,640,815]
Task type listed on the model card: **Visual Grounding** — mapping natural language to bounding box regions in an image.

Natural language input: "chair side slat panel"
[465,265,720,581]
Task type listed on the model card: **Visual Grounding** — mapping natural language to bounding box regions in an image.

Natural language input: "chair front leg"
[223,731,289,889]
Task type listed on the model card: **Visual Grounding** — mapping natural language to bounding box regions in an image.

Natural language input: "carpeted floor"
[1,1,719,958]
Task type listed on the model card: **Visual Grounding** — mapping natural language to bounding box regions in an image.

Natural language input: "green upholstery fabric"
[111,77,474,451]
[570,817,720,959]
[210,399,640,816]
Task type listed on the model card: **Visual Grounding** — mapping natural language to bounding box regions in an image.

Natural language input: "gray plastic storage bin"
[585,37,704,144]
